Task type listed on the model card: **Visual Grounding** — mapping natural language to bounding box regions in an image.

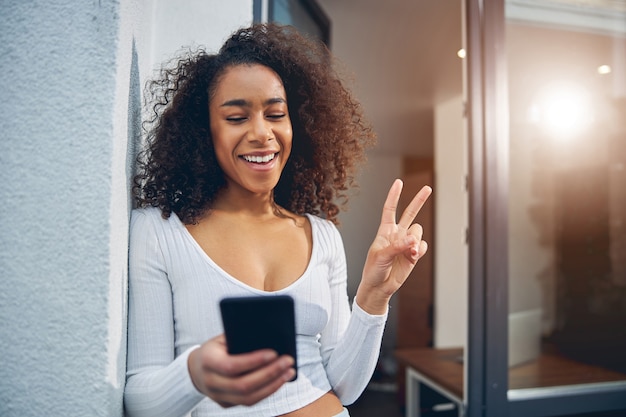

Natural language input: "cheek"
[282,126,294,154]
[282,140,293,165]
[210,132,233,170]
[214,143,233,170]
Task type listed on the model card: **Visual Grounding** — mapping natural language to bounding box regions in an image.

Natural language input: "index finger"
[397,185,432,229]
[379,179,404,229]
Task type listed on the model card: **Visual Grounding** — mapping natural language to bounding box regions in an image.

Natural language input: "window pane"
[269,0,328,44]
[506,0,626,392]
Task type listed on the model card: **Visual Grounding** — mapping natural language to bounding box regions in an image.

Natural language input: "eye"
[226,116,247,123]
[267,113,286,120]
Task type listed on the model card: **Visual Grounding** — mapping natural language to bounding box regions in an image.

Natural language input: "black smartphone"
[219,295,297,380]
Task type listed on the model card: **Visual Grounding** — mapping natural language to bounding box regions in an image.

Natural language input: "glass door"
[466,0,626,416]
[505,1,626,415]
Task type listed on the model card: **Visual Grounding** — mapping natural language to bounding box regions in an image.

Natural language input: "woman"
[124,23,431,417]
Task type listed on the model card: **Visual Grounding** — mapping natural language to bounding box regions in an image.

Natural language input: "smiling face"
[208,64,293,199]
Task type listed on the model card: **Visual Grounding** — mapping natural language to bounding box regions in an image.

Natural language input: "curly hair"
[134,23,376,224]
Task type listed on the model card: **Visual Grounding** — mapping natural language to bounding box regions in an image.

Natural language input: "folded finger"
[213,368,294,407]
[407,223,424,241]
[205,356,295,405]
[203,344,278,378]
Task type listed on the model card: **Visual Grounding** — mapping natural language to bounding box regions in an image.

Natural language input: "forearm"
[324,301,387,405]
[124,347,205,417]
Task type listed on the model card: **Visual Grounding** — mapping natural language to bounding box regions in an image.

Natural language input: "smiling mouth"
[241,153,277,164]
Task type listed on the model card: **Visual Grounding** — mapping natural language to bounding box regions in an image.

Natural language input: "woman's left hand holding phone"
[187,334,296,408]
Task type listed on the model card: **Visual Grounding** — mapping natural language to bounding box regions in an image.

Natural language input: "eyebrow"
[220,97,286,107]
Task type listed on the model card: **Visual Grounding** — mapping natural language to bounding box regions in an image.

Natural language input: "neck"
[213,187,281,219]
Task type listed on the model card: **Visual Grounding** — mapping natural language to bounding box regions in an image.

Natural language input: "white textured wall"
[0,1,129,415]
[0,1,252,416]
[150,0,254,68]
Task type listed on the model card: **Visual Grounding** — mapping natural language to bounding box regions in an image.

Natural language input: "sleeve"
[318,222,388,406]
[124,210,206,417]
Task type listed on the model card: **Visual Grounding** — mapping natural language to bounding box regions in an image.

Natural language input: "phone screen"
[219,295,297,379]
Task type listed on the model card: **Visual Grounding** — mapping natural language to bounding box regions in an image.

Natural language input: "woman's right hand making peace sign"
[356,179,432,315]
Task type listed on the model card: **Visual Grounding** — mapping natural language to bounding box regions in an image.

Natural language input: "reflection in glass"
[268,0,330,45]
[506,0,626,391]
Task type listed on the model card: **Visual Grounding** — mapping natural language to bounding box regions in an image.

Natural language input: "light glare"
[544,90,590,139]
[534,82,593,141]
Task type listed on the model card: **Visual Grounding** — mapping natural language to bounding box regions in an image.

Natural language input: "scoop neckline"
[170,211,317,294]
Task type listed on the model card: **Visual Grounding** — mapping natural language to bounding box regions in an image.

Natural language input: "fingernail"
[280,356,295,369]
[283,369,296,381]
[264,351,278,361]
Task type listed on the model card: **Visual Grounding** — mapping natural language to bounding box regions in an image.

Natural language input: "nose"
[248,115,273,143]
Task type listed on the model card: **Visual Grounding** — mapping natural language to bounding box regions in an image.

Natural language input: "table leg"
[406,368,421,417]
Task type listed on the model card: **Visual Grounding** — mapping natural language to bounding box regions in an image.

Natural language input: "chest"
[165,238,334,344]
[186,215,312,291]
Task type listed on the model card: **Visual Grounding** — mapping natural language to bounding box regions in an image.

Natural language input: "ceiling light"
[597,65,611,75]
[457,49,466,59]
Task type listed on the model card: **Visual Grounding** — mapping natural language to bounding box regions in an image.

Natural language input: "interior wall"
[316,0,439,157]
[434,94,468,348]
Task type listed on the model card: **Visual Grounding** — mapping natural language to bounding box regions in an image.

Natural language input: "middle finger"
[397,185,432,230]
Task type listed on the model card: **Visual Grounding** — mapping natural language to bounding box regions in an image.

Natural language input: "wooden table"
[395,347,626,417]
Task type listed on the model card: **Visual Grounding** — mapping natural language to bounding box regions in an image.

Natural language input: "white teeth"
[243,153,276,163]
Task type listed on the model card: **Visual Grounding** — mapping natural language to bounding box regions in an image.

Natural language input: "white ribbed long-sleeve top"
[124,207,388,417]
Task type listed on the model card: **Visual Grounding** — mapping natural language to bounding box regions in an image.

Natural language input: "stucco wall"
[150,0,254,66]
[0,0,141,415]
[0,1,252,415]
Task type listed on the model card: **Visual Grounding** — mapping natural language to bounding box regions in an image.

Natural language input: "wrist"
[187,347,205,395]
[355,286,391,315]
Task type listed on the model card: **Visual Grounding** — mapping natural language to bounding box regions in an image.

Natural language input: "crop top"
[124,207,388,417]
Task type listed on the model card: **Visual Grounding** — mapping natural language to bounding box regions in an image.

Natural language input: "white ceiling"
[316,0,464,157]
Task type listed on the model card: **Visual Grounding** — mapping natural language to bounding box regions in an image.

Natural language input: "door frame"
[465,0,509,415]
